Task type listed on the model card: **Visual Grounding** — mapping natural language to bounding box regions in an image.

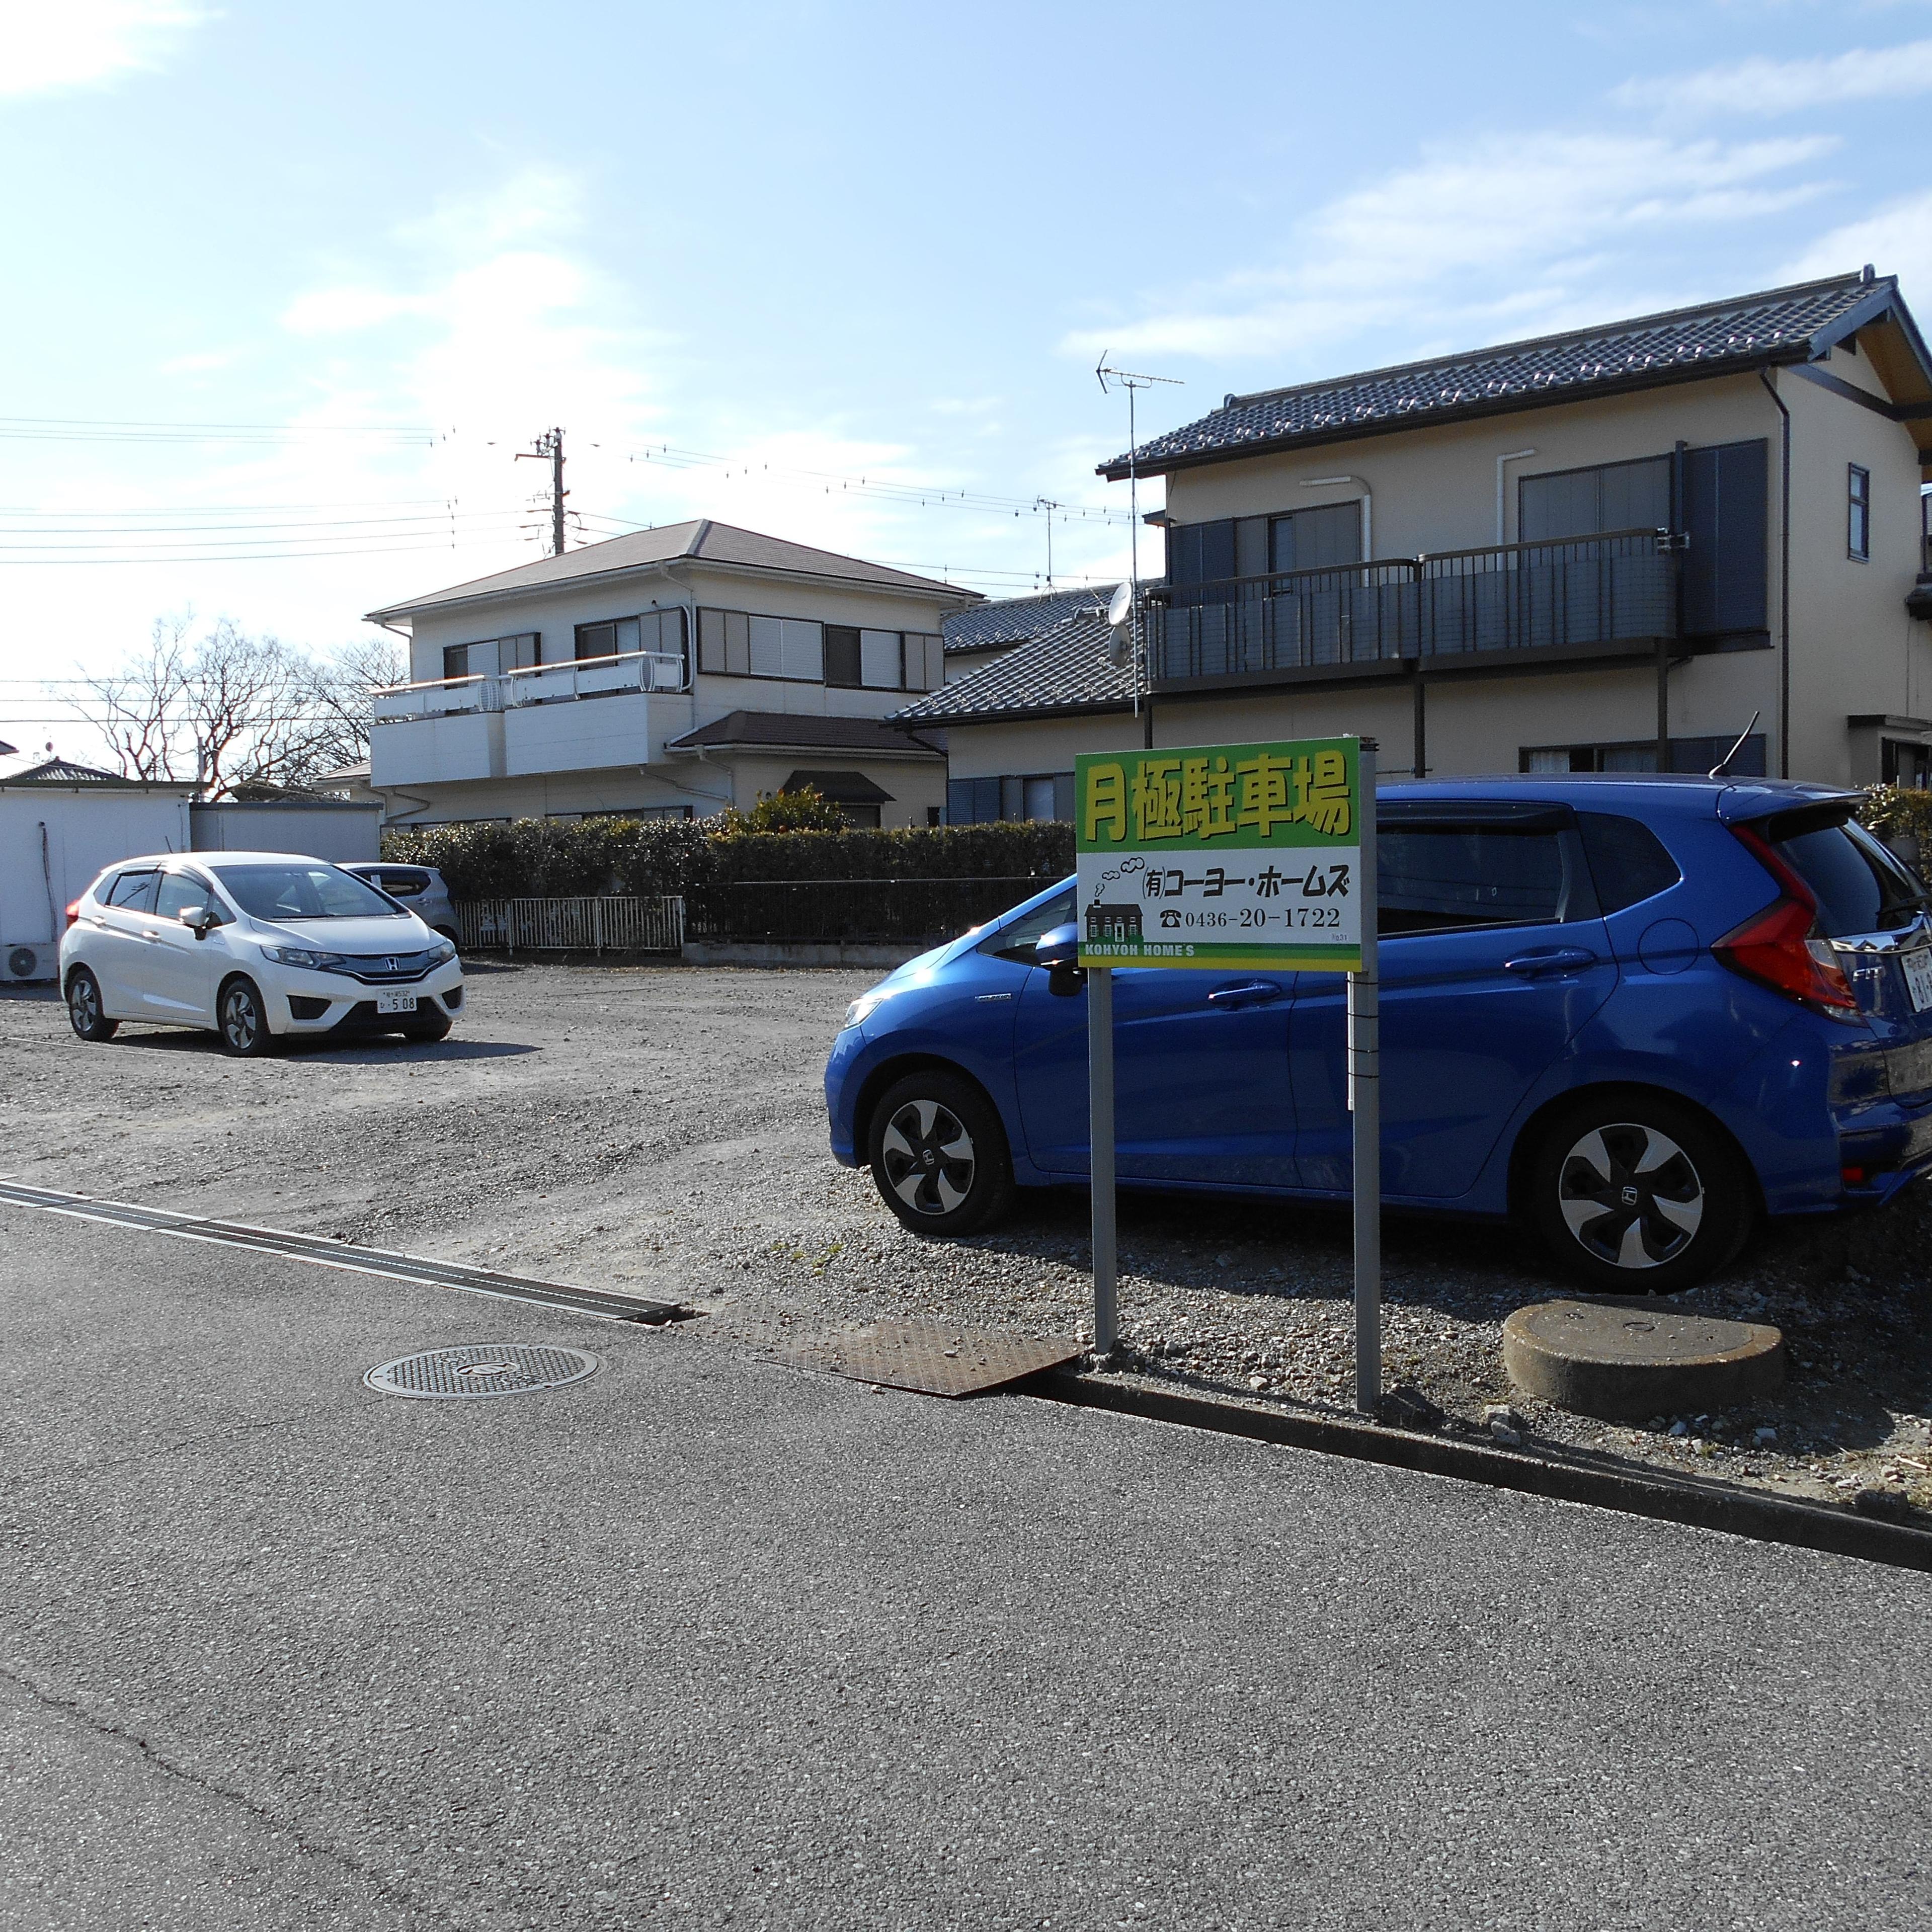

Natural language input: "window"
[155,871,221,922]
[1269,499,1363,573]
[218,864,407,923]
[698,611,940,690]
[1883,738,1931,788]
[1519,455,1670,543]
[573,610,687,671]
[1765,807,1926,936]
[1849,464,1872,561]
[442,632,539,682]
[977,887,1076,963]
[1521,736,1767,777]
[1576,814,1681,913]
[1681,439,1769,638]
[1378,812,1594,935]
[105,869,156,911]
[825,626,862,688]
[946,772,1074,824]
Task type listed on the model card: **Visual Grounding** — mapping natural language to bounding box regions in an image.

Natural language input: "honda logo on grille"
[383,957,398,972]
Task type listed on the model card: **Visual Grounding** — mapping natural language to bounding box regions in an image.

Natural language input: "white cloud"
[0,0,205,99]
[1615,39,1932,116]
[281,287,430,336]
[1064,130,1834,364]
[1782,186,1932,298]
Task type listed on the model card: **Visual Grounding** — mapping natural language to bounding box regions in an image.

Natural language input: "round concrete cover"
[1502,1300,1784,1422]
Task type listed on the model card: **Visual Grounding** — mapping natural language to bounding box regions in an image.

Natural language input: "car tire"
[216,976,275,1059]
[1527,1091,1753,1296]
[867,1070,1014,1238]
[403,1013,452,1042]
[66,968,118,1042]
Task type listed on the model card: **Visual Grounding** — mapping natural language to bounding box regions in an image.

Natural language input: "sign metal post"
[1348,742,1380,1414]
[1088,963,1117,1359]
[1074,737,1378,1395]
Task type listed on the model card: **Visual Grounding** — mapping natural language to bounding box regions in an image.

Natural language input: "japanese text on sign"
[1074,738,1362,972]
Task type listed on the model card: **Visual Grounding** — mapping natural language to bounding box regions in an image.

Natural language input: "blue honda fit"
[824,776,1932,1293]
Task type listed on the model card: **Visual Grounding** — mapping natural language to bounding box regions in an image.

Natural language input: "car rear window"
[1768,813,1928,936]
[377,869,428,895]
[1379,823,1591,935]
[1577,812,1682,913]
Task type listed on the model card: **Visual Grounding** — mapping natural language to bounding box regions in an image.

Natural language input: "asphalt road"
[3,1202,1930,1931]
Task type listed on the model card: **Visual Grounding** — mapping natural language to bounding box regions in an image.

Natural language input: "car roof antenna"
[1708,711,1761,780]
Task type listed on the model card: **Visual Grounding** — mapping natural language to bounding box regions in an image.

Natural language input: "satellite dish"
[1106,582,1133,630]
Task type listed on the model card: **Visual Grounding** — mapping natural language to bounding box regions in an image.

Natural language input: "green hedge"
[1857,784,1932,852]
[381,814,1073,901]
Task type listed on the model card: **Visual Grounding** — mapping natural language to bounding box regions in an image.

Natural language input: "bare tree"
[300,635,407,776]
[76,615,361,797]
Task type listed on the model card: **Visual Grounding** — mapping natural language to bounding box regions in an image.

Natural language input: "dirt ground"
[4,961,1929,1522]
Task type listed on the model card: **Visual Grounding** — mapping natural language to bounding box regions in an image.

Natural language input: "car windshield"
[218,863,408,922]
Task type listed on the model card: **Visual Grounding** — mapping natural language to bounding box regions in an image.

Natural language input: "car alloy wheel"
[1556,1122,1704,1270]
[67,970,116,1041]
[219,979,270,1057]
[880,1098,976,1218]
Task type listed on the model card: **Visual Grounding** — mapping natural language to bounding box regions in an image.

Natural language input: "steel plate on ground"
[773,1319,1082,1398]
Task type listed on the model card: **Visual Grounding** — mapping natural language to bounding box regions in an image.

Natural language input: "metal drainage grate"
[773,1319,1083,1400]
[364,1343,600,1401]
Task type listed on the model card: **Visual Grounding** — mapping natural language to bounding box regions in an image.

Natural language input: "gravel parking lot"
[4,961,1929,1519]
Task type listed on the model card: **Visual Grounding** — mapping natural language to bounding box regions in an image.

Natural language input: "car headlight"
[260,945,352,973]
[430,941,457,965]
[841,988,891,1032]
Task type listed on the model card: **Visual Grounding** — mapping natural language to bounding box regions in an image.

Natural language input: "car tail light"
[63,900,80,930]
[1715,826,1858,1014]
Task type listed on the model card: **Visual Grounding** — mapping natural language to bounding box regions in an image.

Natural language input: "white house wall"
[0,790,193,948]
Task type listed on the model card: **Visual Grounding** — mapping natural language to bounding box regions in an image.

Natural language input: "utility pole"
[516,428,567,555]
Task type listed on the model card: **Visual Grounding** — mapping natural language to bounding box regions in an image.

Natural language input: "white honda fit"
[60,850,464,1056]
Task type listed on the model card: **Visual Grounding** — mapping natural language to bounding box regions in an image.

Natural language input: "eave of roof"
[366,517,982,623]
[1099,273,1932,481]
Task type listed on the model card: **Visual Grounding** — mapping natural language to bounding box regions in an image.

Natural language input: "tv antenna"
[1034,497,1064,587]
[1096,356,1181,733]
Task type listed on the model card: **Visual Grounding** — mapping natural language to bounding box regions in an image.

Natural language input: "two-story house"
[364,519,980,828]
[897,270,1932,797]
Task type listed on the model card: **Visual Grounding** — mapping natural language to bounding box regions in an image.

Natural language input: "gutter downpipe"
[1760,368,1793,778]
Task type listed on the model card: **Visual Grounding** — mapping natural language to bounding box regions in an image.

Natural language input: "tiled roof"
[0,754,146,787]
[1102,273,1913,478]
[368,519,983,620]
[941,584,1117,654]
[892,610,1133,726]
[667,709,942,756]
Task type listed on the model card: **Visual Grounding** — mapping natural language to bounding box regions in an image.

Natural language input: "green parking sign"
[1074,737,1364,972]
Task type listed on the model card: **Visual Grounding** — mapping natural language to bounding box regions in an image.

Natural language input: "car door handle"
[1207,979,1286,1008]
[1502,946,1598,977]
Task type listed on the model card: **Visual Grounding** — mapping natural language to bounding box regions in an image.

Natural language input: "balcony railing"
[1148,529,1677,688]
[371,650,689,722]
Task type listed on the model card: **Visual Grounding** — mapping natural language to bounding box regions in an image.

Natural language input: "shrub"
[1858,784,1932,857]
[380,813,1072,900]
[717,786,851,834]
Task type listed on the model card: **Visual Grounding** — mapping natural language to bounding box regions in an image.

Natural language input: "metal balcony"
[1147,529,1679,692]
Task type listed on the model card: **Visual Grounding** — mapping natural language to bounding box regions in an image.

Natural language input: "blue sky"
[3,0,1930,753]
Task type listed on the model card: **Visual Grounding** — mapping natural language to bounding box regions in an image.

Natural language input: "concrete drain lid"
[364,1343,600,1401]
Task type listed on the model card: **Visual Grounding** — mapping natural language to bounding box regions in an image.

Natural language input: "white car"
[60,850,465,1057]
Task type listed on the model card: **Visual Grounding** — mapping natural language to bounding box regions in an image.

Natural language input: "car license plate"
[376,991,418,1015]
[1903,947,1932,1014]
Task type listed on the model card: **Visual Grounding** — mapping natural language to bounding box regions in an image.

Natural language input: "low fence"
[458,896,685,954]
[686,875,1052,945]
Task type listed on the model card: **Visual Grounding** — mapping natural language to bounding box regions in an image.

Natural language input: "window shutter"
[1683,439,1768,637]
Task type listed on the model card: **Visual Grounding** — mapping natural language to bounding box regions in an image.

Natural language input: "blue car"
[824,776,1932,1293]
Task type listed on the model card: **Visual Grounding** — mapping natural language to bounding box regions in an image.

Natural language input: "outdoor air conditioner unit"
[2,942,58,984]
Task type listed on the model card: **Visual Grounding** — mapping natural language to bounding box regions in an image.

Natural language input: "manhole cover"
[364,1343,600,1400]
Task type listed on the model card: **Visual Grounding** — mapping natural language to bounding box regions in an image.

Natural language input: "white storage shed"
[0,760,196,983]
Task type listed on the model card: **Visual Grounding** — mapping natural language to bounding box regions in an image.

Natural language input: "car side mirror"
[179,904,216,939]
[1034,922,1085,995]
